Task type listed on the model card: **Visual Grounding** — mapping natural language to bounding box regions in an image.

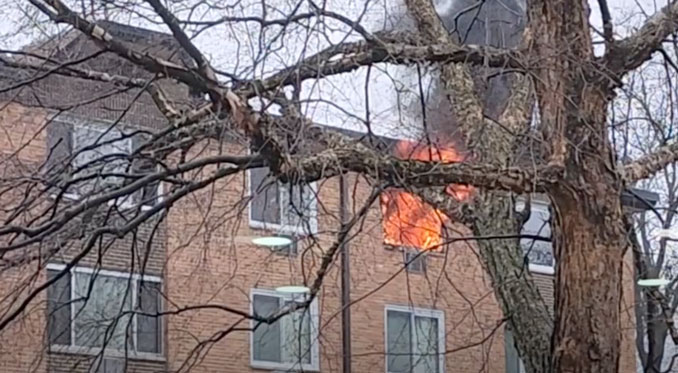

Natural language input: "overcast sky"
[0,0,665,139]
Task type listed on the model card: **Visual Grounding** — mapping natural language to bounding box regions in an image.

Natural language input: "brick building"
[0,22,650,373]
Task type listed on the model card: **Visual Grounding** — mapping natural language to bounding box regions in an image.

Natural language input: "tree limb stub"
[624,141,678,182]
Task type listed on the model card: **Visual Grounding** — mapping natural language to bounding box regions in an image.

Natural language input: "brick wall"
[0,98,168,373]
[160,159,507,372]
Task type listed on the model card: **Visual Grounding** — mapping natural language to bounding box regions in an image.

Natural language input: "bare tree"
[4,0,678,372]
[611,34,678,372]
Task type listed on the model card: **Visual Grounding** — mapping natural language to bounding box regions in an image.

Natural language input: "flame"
[381,140,474,251]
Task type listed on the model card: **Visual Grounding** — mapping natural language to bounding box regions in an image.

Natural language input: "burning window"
[380,140,473,251]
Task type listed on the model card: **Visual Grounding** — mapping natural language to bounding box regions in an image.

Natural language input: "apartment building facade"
[0,22,645,373]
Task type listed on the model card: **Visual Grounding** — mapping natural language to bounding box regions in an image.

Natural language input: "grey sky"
[0,0,664,139]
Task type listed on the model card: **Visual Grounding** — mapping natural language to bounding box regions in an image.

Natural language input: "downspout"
[340,174,352,373]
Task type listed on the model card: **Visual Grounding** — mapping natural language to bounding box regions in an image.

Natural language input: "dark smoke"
[410,0,527,148]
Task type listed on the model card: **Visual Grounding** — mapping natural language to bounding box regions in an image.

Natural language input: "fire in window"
[381,140,473,251]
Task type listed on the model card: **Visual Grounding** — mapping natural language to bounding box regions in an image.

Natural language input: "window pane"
[253,294,281,363]
[132,134,159,206]
[250,168,281,225]
[414,316,439,373]
[72,127,131,194]
[520,205,553,267]
[282,184,315,231]
[47,269,72,345]
[45,121,73,179]
[505,328,523,373]
[387,310,412,373]
[73,272,133,350]
[281,301,312,364]
[405,251,426,273]
[137,281,161,354]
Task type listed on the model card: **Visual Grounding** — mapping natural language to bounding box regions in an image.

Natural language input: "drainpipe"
[339,174,352,373]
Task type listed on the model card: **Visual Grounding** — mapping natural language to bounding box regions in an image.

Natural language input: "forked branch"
[605,0,678,77]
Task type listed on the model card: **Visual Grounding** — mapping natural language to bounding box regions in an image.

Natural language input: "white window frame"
[384,304,446,373]
[45,264,164,361]
[516,199,555,275]
[247,168,318,236]
[249,288,320,372]
[55,121,163,211]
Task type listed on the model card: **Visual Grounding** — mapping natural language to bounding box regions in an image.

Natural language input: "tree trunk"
[472,192,553,373]
[526,0,628,371]
[550,185,627,372]
[546,84,626,373]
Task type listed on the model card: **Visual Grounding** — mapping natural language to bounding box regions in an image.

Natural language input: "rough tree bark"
[410,0,630,371]
[404,0,555,371]
[530,0,628,371]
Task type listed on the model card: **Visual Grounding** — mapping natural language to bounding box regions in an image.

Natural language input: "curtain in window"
[387,310,412,373]
[414,316,439,373]
[253,294,282,362]
[72,273,133,350]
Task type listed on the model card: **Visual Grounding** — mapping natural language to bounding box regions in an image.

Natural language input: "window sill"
[48,193,156,211]
[49,344,165,362]
[250,361,319,372]
[248,219,316,237]
[529,263,555,275]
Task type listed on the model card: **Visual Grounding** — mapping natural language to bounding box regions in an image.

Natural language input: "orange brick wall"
[0,85,641,373]
[0,98,509,372]
[0,103,49,373]
[160,152,508,372]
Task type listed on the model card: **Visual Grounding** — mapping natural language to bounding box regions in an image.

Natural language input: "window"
[517,200,554,274]
[72,125,132,193]
[270,235,298,256]
[385,306,444,373]
[404,250,427,274]
[504,328,526,373]
[250,289,319,371]
[46,120,160,208]
[249,167,317,235]
[91,357,125,373]
[46,265,162,357]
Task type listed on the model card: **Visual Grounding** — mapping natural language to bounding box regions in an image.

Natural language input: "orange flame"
[381,140,474,251]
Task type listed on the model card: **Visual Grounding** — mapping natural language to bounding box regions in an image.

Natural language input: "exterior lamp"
[654,228,678,240]
[275,285,310,294]
[637,278,671,287]
[251,236,293,247]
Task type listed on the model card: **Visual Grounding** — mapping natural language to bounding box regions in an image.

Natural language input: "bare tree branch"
[624,141,678,181]
[236,40,527,98]
[606,1,678,76]
[291,143,559,193]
